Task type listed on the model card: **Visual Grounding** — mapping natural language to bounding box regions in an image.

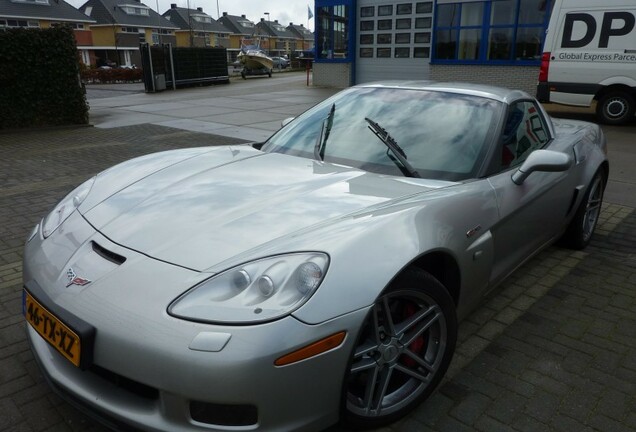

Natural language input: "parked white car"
[272,56,289,69]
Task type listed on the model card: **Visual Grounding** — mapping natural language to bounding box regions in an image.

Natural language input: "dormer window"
[11,0,50,5]
[272,23,285,32]
[192,14,212,23]
[119,4,150,16]
[238,20,254,28]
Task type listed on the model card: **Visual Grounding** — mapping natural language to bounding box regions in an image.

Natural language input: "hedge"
[81,66,143,84]
[0,26,89,129]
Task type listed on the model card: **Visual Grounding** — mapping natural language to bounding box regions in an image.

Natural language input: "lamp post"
[187,0,193,47]
[155,0,161,45]
[263,12,270,53]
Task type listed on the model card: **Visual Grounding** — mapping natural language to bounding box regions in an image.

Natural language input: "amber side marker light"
[274,331,347,366]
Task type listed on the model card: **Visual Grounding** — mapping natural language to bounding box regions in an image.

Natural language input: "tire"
[596,91,635,125]
[341,268,457,429]
[561,170,605,250]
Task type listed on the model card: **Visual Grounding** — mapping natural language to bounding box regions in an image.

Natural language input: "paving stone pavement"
[1,125,635,432]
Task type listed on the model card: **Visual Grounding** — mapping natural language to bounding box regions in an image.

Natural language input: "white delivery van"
[537,0,636,124]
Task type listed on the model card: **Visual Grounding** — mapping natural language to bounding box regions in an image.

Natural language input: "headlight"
[42,177,95,238]
[169,253,329,324]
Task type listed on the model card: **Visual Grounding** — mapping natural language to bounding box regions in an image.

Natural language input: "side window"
[501,101,550,170]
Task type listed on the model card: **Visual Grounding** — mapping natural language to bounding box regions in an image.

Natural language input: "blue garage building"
[313,0,553,95]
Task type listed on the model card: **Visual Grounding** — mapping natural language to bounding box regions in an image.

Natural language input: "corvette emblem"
[66,268,91,287]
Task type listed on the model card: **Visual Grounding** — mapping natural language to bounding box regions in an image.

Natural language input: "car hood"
[83,146,445,271]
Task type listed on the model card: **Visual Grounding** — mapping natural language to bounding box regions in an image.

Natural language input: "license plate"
[24,290,82,367]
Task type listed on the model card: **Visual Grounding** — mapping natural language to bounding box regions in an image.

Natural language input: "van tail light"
[538,52,551,82]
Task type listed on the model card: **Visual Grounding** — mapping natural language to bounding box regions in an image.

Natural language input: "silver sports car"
[23,82,608,431]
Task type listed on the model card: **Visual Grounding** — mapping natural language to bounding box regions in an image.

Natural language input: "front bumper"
[23,213,368,431]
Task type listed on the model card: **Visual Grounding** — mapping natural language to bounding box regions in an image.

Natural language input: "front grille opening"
[92,241,127,265]
[190,401,258,426]
[90,365,158,400]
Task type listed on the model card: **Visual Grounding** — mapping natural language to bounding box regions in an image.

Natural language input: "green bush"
[0,26,89,129]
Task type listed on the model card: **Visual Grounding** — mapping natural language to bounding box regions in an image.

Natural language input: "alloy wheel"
[346,289,447,418]
[582,176,603,242]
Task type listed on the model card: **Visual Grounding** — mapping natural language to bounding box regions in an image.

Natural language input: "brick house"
[287,23,315,55]
[217,12,258,63]
[77,0,177,67]
[162,4,231,49]
[256,18,297,57]
[0,0,95,64]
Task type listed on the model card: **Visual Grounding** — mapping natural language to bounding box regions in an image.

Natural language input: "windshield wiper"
[364,117,420,178]
[314,103,335,161]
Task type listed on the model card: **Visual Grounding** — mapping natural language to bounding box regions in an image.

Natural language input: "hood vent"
[92,242,126,265]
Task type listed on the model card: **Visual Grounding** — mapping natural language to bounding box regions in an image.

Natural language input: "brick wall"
[313,63,353,88]
[431,64,540,96]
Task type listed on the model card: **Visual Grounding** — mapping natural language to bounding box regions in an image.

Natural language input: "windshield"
[261,87,502,181]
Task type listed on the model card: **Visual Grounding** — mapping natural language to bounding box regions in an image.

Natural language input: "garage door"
[355,1,434,84]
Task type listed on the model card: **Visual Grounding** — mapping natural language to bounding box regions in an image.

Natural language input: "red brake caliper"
[401,302,425,367]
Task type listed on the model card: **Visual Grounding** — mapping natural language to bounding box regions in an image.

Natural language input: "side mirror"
[281,117,295,127]
[511,149,572,185]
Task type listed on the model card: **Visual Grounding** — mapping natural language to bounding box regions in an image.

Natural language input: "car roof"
[356,81,530,105]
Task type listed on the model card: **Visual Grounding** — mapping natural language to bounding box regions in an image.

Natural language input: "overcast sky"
[67,0,315,31]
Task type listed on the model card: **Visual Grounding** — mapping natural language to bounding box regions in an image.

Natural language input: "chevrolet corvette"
[23,82,608,431]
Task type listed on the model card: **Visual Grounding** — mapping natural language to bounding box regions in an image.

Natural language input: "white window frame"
[138,28,146,43]
[80,49,90,65]
[3,19,40,28]
[123,50,132,66]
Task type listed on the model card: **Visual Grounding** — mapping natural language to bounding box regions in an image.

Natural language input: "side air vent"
[92,241,127,265]
[566,188,581,216]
